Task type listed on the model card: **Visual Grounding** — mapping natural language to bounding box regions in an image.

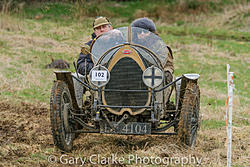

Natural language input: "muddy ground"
[0,100,249,166]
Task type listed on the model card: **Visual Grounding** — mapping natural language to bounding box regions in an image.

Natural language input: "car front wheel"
[50,81,75,152]
[177,81,200,147]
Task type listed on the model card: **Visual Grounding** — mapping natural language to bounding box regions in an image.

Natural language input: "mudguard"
[54,71,80,110]
[176,74,200,111]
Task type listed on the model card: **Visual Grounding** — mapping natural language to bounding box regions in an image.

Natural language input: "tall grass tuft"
[1,0,12,15]
[0,13,23,31]
[0,0,25,14]
[0,0,24,31]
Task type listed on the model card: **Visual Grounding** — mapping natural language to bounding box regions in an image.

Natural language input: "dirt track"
[0,100,249,166]
[0,100,52,166]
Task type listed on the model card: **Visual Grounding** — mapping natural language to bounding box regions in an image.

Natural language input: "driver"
[131,17,174,84]
[77,16,113,75]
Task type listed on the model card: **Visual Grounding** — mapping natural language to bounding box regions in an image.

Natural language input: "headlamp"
[142,66,163,89]
[90,65,110,88]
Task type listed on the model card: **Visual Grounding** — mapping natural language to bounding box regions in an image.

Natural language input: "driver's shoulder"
[85,39,93,46]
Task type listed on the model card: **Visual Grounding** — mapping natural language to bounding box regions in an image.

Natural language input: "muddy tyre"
[178,81,200,147]
[50,81,75,152]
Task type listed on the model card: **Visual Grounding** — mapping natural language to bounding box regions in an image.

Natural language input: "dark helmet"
[131,17,157,34]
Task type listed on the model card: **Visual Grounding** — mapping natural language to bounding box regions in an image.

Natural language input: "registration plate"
[100,122,151,134]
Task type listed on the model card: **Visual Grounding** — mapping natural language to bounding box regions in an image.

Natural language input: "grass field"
[0,0,249,166]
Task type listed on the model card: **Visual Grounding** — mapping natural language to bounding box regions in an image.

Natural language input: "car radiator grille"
[104,57,149,110]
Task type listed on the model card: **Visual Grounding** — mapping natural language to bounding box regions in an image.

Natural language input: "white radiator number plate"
[91,70,107,81]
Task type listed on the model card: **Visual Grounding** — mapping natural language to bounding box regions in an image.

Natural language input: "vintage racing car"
[49,27,200,152]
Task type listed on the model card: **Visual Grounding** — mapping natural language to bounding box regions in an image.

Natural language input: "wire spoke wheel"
[61,91,73,145]
[190,96,200,145]
[178,81,200,147]
[50,81,75,152]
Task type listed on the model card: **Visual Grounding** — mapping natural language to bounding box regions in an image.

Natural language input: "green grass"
[1,91,12,97]
[201,119,226,129]
[232,165,245,167]
[0,39,7,48]
[239,119,250,126]
[106,0,161,20]
[17,0,248,23]
[18,87,45,102]
[31,152,47,160]
[159,25,250,42]
[160,25,249,107]
[16,157,29,163]
[215,39,250,53]
[202,96,226,107]
[1,86,50,103]
[23,2,73,21]
[3,67,22,79]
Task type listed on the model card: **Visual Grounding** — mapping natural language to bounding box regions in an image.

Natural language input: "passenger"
[131,17,174,84]
[102,29,125,45]
[77,16,113,75]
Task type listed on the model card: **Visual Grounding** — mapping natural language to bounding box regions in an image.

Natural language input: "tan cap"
[93,16,111,29]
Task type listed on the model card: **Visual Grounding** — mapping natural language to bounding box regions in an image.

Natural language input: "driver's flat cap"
[93,16,111,29]
[131,17,157,33]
